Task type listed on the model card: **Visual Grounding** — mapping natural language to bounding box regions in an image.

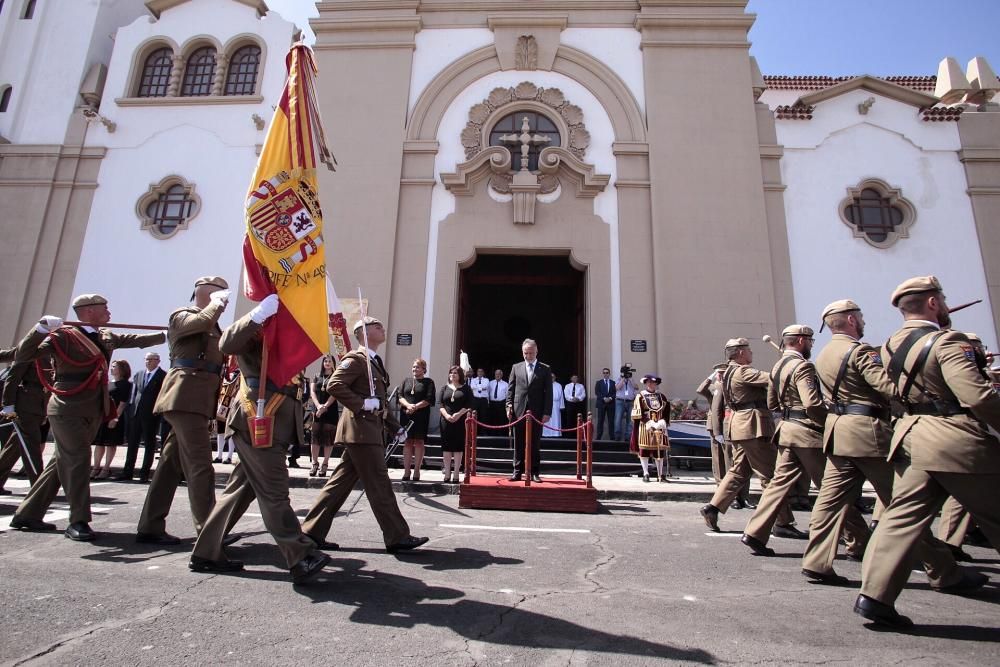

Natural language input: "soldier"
[855,276,994,628]
[136,276,231,544]
[8,295,164,541]
[741,325,869,557]
[0,348,48,491]
[301,316,428,553]
[190,294,329,584]
[700,338,794,532]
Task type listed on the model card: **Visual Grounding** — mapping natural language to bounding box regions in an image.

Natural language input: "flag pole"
[357,286,376,398]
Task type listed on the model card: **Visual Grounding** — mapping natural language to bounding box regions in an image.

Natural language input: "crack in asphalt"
[582,532,615,593]
[12,571,212,665]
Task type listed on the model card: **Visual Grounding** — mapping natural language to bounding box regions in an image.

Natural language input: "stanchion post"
[468,410,476,481]
[575,414,583,480]
[524,410,532,487]
[586,414,594,488]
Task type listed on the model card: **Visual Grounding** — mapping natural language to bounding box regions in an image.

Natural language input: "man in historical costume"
[136,276,231,545]
[630,373,670,482]
[300,316,428,553]
[740,325,868,557]
[699,338,792,532]
[190,294,330,583]
[854,276,996,627]
[0,348,49,492]
[802,299,978,586]
[506,338,553,482]
[9,294,164,541]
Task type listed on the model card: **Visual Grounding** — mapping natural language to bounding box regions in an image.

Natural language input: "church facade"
[2,0,998,396]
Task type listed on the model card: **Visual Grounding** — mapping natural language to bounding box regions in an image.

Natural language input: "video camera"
[620,363,634,379]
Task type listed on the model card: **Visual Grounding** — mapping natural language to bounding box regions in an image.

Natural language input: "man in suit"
[9,294,164,541]
[116,352,166,482]
[300,316,428,553]
[855,276,994,628]
[137,276,230,544]
[593,368,616,440]
[190,294,330,583]
[505,338,553,482]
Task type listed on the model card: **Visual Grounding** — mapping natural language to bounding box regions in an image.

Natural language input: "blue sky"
[267,0,1000,78]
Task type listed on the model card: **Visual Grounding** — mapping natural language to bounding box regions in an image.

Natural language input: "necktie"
[527,363,534,381]
[572,383,577,400]
[372,354,386,377]
[144,371,151,390]
[493,382,498,399]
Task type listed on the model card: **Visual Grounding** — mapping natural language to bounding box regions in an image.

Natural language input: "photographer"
[614,364,639,442]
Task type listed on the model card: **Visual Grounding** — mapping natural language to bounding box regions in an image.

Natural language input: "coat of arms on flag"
[246,173,324,273]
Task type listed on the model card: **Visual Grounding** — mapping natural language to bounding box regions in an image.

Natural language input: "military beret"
[72,294,108,309]
[724,337,749,349]
[352,315,383,333]
[891,275,942,307]
[819,299,861,332]
[781,324,814,338]
[194,276,229,290]
[966,332,982,344]
[712,363,728,371]
[641,373,662,385]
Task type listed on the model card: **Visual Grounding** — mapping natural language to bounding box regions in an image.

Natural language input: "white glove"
[714,434,725,445]
[249,294,280,324]
[362,397,380,411]
[37,315,63,333]
[1,406,14,415]
[395,427,407,444]
[210,289,231,307]
[646,421,657,431]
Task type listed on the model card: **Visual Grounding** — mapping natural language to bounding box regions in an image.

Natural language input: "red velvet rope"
[468,412,590,433]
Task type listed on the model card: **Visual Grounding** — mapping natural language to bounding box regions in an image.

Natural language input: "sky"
[266,0,1000,78]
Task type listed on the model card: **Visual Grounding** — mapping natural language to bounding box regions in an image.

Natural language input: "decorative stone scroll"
[461,82,591,161]
[515,36,538,70]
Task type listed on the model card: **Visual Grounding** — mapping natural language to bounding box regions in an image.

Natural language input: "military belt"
[245,377,300,399]
[832,403,890,420]
[171,358,223,374]
[54,371,94,382]
[781,407,824,433]
[905,401,972,417]
[730,400,769,411]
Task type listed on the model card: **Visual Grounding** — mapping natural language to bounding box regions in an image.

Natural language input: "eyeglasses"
[602,371,610,374]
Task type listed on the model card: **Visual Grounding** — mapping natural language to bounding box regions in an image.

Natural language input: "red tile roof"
[764,75,936,93]
[774,104,814,120]
[921,106,964,122]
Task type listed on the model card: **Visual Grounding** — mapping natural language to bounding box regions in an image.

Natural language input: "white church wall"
[560,28,645,115]
[408,28,495,115]
[422,69,621,366]
[778,88,998,350]
[71,1,296,371]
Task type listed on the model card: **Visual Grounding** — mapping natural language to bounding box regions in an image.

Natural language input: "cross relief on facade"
[499,116,551,171]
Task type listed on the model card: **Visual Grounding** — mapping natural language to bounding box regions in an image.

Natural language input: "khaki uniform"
[137,300,226,536]
[13,325,163,524]
[745,351,868,545]
[192,313,315,567]
[0,354,49,485]
[937,496,973,548]
[301,347,410,546]
[709,362,792,524]
[861,321,1000,605]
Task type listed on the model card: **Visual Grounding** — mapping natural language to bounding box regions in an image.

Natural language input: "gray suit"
[505,360,553,476]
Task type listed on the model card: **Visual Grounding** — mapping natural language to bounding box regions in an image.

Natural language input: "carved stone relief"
[515,35,538,70]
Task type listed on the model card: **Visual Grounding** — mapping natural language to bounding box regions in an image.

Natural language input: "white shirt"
[488,379,509,401]
[469,376,490,398]
[563,382,585,402]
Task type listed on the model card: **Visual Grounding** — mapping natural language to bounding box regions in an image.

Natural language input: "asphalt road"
[1,478,998,666]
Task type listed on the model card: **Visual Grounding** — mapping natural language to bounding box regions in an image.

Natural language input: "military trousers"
[301,442,410,547]
[0,413,45,485]
[802,454,960,585]
[709,438,726,483]
[193,432,313,568]
[861,463,1000,605]
[137,411,216,536]
[15,414,101,524]
[710,437,791,524]
[937,496,973,548]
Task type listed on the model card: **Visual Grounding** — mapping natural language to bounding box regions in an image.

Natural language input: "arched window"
[488,111,561,172]
[839,179,916,248]
[137,176,201,239]
[224,45,261,96]
[0,86,11,112]
[21,0,35,19]
[180,47,217,97]
[137,47,173,98]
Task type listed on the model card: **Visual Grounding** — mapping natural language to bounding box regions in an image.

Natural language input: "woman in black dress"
[308,355,340,477]
[438,365,471,483]
[397,358,435,481]
[92,359,132,479]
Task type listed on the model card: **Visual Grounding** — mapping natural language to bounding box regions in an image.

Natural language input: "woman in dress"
[397,357,435,481]
[438,365,471,483]
[543,373,563,437]
[309,355,339,477]
[630,373,671,482]
[92,359,132,479]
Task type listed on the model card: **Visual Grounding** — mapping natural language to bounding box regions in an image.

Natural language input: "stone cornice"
[311,16,423,33]
[0,145,107,158]
[487,14,569,29]
[441,146,511,196]
[145,0,267,20]
[797,75,939,110]
[538,146,610,198]
[634,14,754,30]
[116,95,264,107]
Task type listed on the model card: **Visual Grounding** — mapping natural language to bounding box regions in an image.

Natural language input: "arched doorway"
[456,253,585,381]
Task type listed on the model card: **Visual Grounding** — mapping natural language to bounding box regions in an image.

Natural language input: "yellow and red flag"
[243,43,336,387]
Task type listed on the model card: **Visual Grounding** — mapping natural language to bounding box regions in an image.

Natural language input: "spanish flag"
[242,43,336,387]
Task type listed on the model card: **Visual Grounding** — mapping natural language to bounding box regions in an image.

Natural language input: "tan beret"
[194,276,229,290]
[966,332,982,344]
[891,275,942,307]
[71,293,108,309]
[724,337,749,349]
[352,315,383,333]
[781,324,814,338]
[821,299,861,320]
[712,362,729,371]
